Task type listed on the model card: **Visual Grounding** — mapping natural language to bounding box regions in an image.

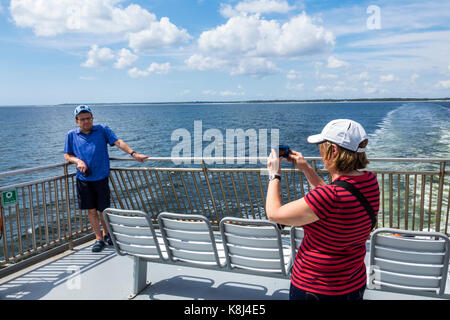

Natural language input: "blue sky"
[0,0,449,105]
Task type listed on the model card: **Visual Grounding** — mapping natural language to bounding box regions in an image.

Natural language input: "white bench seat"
[103,209,450,299]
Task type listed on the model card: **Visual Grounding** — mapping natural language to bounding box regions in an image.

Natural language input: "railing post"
[63,163,73,251]
[435,161,446,233]
[0,205,8,263]
[201,161,220,224]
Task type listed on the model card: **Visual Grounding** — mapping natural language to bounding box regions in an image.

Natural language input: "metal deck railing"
[0,157,449,269]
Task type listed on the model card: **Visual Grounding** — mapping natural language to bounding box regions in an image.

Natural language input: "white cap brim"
[307,134,326,145]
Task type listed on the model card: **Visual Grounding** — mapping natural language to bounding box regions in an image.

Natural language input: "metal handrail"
[110,156,450,163]
[1,156,448,178]
[0,157,449,267]
[0,162,68,179]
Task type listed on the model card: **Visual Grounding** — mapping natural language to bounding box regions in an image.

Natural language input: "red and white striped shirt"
[291,171,380,295]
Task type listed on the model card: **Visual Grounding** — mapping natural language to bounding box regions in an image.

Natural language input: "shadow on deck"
[0,237,449,301]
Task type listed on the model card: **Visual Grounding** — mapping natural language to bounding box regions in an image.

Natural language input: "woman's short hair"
[319,139,369,173]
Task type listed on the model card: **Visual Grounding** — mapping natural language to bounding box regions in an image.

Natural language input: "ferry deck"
[0,157,449,303]
[0,232,449,301]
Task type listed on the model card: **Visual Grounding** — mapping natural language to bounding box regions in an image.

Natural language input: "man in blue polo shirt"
[64,105,149,252]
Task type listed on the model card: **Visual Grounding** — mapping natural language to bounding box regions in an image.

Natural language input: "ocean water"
[0,100,449,184]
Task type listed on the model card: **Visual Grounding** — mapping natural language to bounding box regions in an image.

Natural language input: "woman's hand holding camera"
[286,150,310,172]
[267,149,281,176]
[267,148,311,177]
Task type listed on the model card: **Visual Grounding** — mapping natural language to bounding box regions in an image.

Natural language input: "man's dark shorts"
[76,177,110,212]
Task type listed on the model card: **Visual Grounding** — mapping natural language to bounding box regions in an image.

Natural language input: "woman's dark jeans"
[289,284,366,300]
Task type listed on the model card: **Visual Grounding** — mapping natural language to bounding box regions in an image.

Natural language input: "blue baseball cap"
[74,105,93,117]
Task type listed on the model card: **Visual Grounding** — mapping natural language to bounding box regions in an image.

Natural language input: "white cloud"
[114,48,138,69]
[359,72,369,80]
[220,0,295,17]
[349,30,450,49]
[364,87,377,94]
[198,12,334,58]
[314,61,324,69]
[10,0,191,51]
[220,90,244,96]
[128,62,171,78]
[380,74,398,82]
[148,62,170,74]
[202,88,245,97]
[333,85,356,93]
[128,67,149,78]
[79,76,96,81]
[346,30,450,74]
[185,54,227,71]
[327,56,349,68]
[315,85,329,92]
[178,89,191,96]
[127,17,191,51]
[437,80,450,89]
[81,45,115,68]
[10,0,333,79]
[198,14,264,55]
[410,73,419,83]
[193,11,334,77]
[230,57,280,76]
[363,81,378,94]
[10,0,152,36]
[320,1,450,39]
[82,46,140,69]
[320,73,338,79]
[286,82,304,91]
[219,4,238,19]
[286,69,300,80]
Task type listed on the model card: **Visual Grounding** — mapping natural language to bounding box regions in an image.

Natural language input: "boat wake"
[367,102,450,161]
[367,102,450,231]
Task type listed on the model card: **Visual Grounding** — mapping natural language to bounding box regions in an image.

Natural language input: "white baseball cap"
[307,119,368,152]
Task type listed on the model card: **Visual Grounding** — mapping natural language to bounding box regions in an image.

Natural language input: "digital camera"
[278,145,291,159]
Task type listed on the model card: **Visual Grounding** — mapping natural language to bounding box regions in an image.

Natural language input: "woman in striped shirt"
[266,119,380,300]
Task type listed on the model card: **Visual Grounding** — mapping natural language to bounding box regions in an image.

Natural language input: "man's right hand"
[77,160,88,173]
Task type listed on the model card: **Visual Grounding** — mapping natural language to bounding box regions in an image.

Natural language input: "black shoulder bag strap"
[332,180,377,230]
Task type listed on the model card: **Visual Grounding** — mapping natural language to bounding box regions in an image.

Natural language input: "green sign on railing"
[1,189,17,207]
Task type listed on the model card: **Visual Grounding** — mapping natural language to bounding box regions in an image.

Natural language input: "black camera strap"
[332,180,377,230]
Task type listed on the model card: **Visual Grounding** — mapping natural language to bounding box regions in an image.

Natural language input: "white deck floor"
[0,235,449,301]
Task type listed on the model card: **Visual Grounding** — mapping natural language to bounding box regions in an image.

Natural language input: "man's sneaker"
[104,233,113,246]
[92,240,105,252]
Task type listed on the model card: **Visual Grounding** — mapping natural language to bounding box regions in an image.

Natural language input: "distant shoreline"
[56,98,450,106]
[1,97,449,108]
[56,97,450,107]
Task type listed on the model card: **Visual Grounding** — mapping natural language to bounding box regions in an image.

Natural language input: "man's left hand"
[132,153,149,163]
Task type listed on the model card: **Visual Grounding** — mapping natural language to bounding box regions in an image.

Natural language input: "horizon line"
[1,97,450,107]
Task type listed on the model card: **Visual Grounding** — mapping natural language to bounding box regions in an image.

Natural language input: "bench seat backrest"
[220,217,288,277]
[157,212,222,267]
[290,226,304,260]
[287,226,304,273]
[369,228,450,296]
[103,208,163,260]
